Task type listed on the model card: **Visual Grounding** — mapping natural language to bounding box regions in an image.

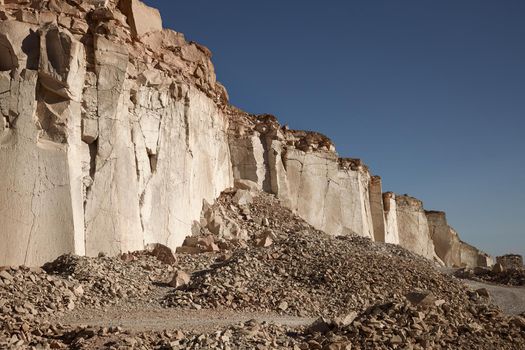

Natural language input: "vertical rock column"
[382,192,400,244]
[395,195,438,261]
[369,176,386,242]
[229,133,267,190]
[84,35,143,256]
[426,211,461,267]
[0,22,86,266]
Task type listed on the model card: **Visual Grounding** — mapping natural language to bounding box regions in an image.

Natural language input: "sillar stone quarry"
[0,1,524,349]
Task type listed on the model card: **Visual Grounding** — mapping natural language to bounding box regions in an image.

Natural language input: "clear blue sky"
[145,0,525,258]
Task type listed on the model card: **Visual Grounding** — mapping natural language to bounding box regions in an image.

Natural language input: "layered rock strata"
[0,0,491,267]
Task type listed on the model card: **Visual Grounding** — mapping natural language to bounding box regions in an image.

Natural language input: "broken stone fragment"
[183,236,199,248]
[234,179,260,192]
[81,118,98,144]
[197,236,220,252]
[232,190,253,206]
[278,301,288,311]
[405,291,436,308]
[169,270,190,289]
[334,311,358,328]
[0,270,13,281]
[475,288,490,298]
[307,317,333,334]
[148,243,177,265]
[256,232,274,248]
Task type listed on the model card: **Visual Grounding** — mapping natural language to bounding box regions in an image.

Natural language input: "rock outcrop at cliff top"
[0,0,491,268]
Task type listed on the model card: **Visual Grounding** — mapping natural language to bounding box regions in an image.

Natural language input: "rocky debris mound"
[301,297,525,350]
[164,192,475,319]
[455,265,525,286]
[497,254,524,270]
[1,190,524,349]
[42,252,172,308]
[0,266,86,348]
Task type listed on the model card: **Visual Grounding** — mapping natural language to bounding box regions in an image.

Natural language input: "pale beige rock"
[0,20,86,266]
[460,241,493,268]
[256,232,274,248]
[232,189,253,206]
[169,270,190,289]
[426,211,461,267]
[395,195,437,260]
[279,149,374,239]
[119,0,162,38]
[84,35,143,257]
[230,134,268,190]
[234,179,261,192]
[141,29,185,51]
[382,192,399,244]
[334,311,358,327]
[81,118,98,144]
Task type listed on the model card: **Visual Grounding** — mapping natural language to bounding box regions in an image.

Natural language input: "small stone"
[334,311,358,327]
[169,270,191,289]
[476,288,490,298]
[390,335,403,344]
[405,291,436,308]
[434,299,446,307]
[0,270,13,281]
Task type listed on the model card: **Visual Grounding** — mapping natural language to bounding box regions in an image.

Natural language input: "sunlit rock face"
[0,0,232,265]
[394,195,441,264]
[0,0,491,267]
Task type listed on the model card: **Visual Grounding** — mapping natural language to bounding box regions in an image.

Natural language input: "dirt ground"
[57,307,314,333]
[462,279,525,315]
[49,270,525,337]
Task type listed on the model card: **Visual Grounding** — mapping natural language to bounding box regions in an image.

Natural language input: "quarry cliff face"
[0,0,492,268]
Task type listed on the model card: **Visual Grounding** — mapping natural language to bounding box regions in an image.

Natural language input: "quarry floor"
[50,273,525,335]
[462,279,525,315]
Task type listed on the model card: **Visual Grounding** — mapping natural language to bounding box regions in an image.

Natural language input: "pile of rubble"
[1,188,525,349]
[302,296,525,350]
[164,190,467,317]
[0,265,84,348]
[455,265,525,286]
[42,251,173,308]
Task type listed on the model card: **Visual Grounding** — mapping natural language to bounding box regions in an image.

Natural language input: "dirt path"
[462,279,525,315]
[57,307,315,333]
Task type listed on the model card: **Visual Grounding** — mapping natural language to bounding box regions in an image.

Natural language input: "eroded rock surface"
[0,0,491,267]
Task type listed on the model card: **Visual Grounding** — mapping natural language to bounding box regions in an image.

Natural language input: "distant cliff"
[0,0,492,267]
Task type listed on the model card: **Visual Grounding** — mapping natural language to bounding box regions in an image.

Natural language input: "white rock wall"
[382,193,400,244]
[0,22,85,266]
[395,195,438,261]
[234,145,375,239]
[0,25,233,266]
[426,211,462,267]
